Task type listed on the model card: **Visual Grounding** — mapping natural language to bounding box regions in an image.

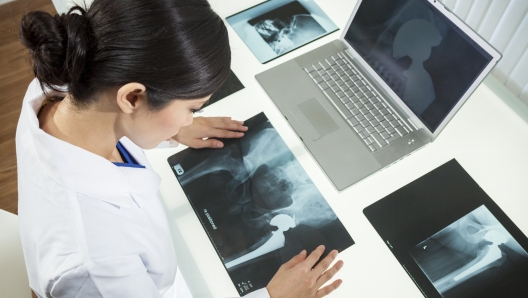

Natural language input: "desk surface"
[145,1,528,297]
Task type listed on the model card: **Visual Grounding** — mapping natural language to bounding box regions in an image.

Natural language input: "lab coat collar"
[21,79,161,209]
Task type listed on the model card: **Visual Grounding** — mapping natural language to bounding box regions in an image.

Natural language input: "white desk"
[145,1,528,297]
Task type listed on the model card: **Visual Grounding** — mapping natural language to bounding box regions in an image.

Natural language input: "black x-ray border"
[364,159,528,298]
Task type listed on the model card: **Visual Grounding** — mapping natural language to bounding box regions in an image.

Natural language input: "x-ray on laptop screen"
[345,0,493,132]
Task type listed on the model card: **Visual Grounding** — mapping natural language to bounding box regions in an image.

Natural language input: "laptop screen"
[344,0,493,132]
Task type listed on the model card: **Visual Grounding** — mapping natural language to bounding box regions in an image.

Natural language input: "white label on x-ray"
[173,164,184,175]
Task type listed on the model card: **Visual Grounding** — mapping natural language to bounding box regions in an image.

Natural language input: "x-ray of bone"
[226,0,338,63]
[249,2,326,55]
[168,113,353,296]
[410,205,528,297]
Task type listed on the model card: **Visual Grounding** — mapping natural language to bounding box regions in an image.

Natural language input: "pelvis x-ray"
[169,113,353,295]
[410,205,528,297]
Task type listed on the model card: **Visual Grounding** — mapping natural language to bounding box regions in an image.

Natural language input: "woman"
[16,0,344,297]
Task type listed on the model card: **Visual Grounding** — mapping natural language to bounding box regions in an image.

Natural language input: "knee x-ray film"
[168,113,354,296]
[364,160,528,298]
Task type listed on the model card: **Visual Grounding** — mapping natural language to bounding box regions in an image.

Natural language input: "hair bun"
[20,6,92,93]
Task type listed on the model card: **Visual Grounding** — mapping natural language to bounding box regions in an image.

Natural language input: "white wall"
[442,0,528,104]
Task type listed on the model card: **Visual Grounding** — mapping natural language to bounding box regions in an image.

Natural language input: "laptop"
[255,0,501,191]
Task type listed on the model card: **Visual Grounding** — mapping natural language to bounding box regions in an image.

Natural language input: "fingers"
[282,250,307,270]
[315,259,343,289]
[303,245,326,269]
[316,279,343,298]
[312,250,338,276]
[206,117,248,132]
[186,138,224,149]
[208,128,244,139]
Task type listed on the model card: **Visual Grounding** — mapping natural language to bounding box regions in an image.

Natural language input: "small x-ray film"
[168,113,353,296]
[226,0,338,63]
[364,160,528,298]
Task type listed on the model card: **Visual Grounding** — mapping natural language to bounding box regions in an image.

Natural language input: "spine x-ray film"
[168,112,354,296]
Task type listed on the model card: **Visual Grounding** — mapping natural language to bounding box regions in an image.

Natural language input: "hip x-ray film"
[364,159,528,298]
[168,113,354,296]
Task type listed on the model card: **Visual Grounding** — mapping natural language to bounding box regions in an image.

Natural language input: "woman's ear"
[116,83,147,114]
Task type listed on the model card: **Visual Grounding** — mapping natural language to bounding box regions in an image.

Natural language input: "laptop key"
[336,80,346,87]
[365,126,376,134]
[327,80,336,87]
[335,90,345,98]
[347,117,360,126]
[386,126,396,134]
[354,125,365,133]
[340,97,350,105]
[394,126,408,136]
[313,63,322,71]
[359,107,369,115]
[386,134,400,144]
[380,131,390,139]
[312,76,324,84]
[304,66,315,73]
[319,61,331,70]
[330,85,341,92]
[326,58,336,66]
[354,81,365,88]
[359,131,369,140]
[318,82,329,90]
[345,102,354,109]
[365,113,374,121]
[360,119,370,127]
[359,86,370,92]
[385,114,395,121]
[350,108,360,115]
[389,120,400,127]
[363,137,373,145]
[355,114,365,121]
[370,132,386,147]
[340,64,351,71]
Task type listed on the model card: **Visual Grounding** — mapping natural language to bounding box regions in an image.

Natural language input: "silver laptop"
[256,0,501,191]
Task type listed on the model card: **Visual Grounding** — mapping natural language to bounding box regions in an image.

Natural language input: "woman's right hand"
[266,245,344,298]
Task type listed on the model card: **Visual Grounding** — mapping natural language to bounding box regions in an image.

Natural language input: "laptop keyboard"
[304,52,412,152]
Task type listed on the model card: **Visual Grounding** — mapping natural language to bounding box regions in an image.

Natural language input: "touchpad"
[290,98,339,141]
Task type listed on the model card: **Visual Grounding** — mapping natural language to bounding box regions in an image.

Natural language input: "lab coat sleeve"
[231,288,270,298]
[50,256,163,298]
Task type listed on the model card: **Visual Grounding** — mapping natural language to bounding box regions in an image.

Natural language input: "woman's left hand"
[173,117,248,149]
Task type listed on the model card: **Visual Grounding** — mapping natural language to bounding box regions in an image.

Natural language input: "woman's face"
[126,96,210,149]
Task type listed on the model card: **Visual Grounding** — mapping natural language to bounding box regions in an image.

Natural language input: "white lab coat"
[16,79,270,298]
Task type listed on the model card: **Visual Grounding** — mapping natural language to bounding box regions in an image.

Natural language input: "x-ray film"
[168,113,354,296]
[226,0,338,63]
[364,159,528,298]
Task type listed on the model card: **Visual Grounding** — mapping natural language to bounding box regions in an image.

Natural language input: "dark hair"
[20,0,231,110]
